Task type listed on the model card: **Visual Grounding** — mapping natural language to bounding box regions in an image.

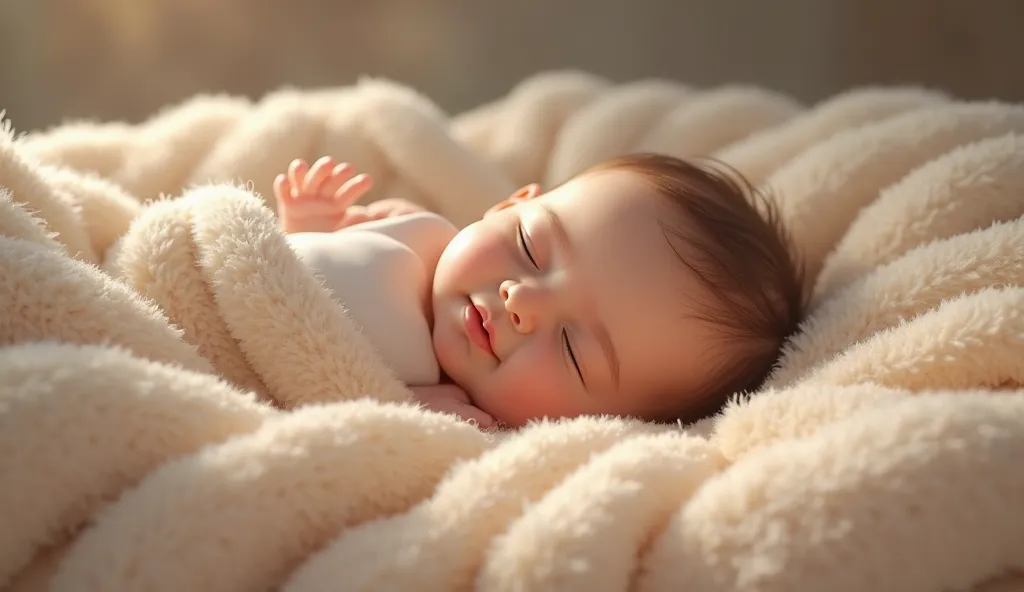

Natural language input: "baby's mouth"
[464,299,497,358]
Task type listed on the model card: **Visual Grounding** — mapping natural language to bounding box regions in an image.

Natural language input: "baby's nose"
[500,280,545,333]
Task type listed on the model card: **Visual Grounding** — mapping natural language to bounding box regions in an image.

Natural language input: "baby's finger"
[273,173,292,201]
[287,159,309,190]
[304,156,336,193]
[333,174,373,209]
[333,206,372,230]
[319,162,356,197]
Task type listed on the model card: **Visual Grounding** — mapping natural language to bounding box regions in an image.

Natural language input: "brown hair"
[585,153,806,423]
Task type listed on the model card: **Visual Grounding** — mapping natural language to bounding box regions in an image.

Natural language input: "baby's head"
[430,153,804,428]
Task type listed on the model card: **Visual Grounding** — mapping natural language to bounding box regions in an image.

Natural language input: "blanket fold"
[714,86,950,186]
[451,70,612,187]
[51,401,491,592]
[472,430,725,592]
[108,184,409,408]
[640,393,1024,592]
[805,286,1024,391]
[2,71,1023,591]
[282,417,668,592]
[0,127,98,263]
[0,235,211,374]
[543,79,693,185]
[634,85,802,161]
[0,342,273,586]
[814,132,1024,301]
[768,215,1024,389]
[767,102,1024,284]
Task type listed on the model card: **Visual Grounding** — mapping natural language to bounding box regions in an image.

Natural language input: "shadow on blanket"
[1,72,1023,591]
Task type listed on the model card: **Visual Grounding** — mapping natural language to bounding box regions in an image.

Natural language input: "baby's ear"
[485,183,542,216]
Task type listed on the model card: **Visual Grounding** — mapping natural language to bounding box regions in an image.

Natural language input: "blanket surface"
[1,71,1023,591]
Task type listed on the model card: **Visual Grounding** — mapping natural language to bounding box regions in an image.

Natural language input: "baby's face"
[431,169,723,428]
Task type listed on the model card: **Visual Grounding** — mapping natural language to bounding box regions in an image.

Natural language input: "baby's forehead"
[567,203,715,332]
[551,174,669,230]
[542,170,710,309]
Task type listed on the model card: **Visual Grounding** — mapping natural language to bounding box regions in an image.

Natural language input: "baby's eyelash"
[562,328,584,384]
[517,224,538,268]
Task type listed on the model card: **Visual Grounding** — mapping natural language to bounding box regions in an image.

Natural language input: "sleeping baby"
[278,153,804,429]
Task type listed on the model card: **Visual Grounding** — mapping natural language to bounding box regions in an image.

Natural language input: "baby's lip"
[475,303,491,328]
[470,299,499,356]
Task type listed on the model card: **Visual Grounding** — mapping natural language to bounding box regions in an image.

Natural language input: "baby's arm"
[275,157,458,268]
[278,158,491,430]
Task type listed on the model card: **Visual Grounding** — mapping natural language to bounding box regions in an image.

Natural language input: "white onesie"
[285,222,442,386]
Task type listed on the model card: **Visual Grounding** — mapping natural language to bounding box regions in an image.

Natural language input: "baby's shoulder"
[345,229,426,289]
[380,211,459,247]
[349,211,458,271]
[397,210,459,233]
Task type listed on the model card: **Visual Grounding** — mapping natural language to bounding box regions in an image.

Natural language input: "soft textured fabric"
[1,71,1022,591]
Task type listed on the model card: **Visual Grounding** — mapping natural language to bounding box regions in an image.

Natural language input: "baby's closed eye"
[561,327,584,385]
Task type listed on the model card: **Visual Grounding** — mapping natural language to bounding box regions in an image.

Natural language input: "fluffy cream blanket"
[2,71,1023,592]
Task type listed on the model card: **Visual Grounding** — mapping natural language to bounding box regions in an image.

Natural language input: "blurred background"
[2,0,1023,132]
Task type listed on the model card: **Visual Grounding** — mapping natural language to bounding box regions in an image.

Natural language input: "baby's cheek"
[482,352,582,427]
[445,228,489,263]
[442,228,503,280]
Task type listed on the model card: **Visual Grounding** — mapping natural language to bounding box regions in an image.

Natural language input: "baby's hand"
[409,384,495,429]
[274,157,373,233]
